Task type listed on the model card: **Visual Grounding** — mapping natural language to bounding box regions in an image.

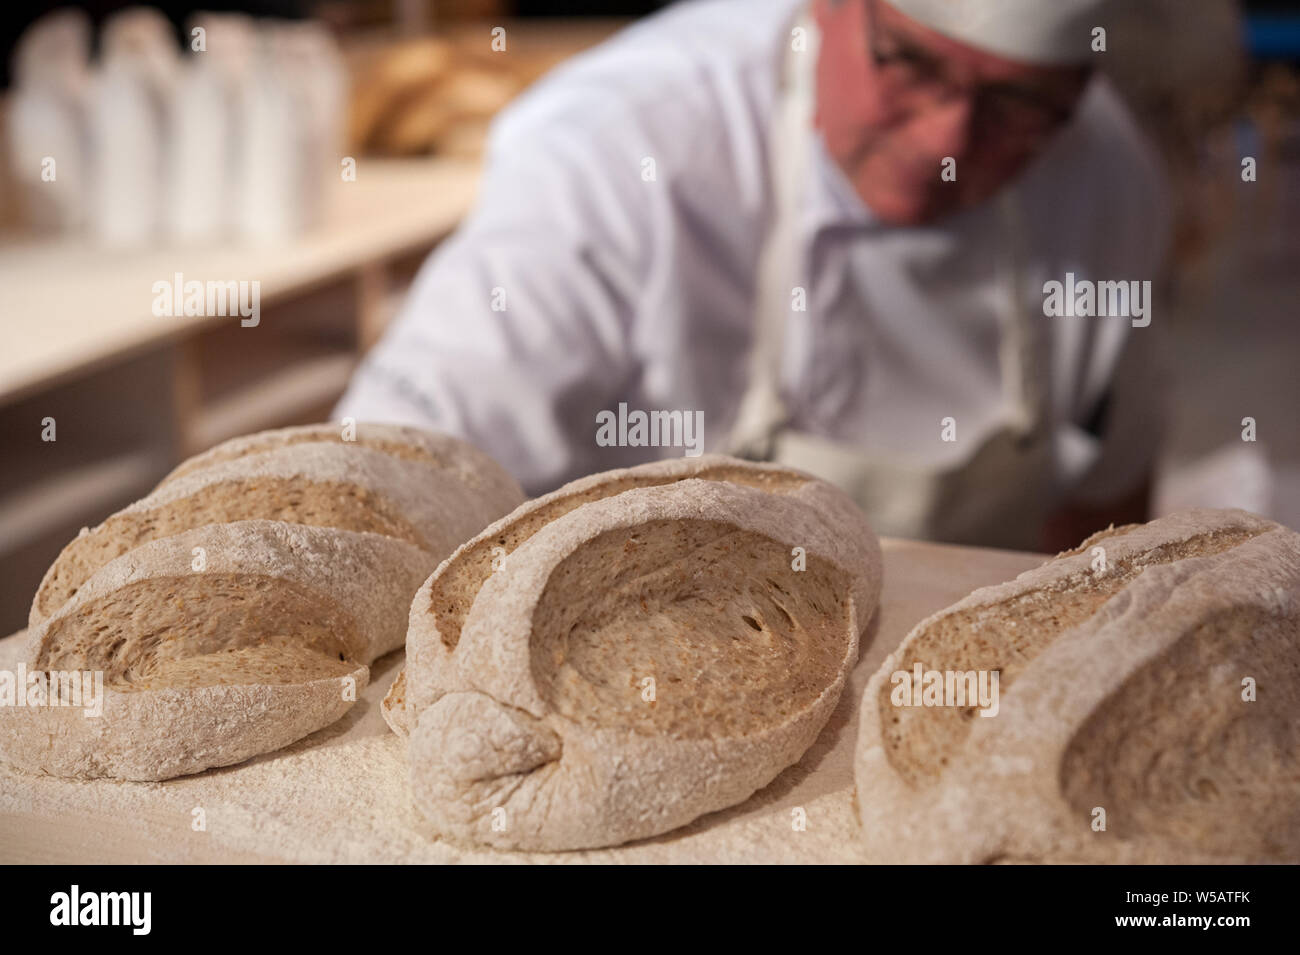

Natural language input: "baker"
[336,0,1170,552]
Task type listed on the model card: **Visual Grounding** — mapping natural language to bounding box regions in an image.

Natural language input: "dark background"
[5,0,1297,91]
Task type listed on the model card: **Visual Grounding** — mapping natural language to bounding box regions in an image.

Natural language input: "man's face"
[814,0,1092,225]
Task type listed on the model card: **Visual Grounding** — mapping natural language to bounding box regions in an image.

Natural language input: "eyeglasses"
[864,0,1087,131]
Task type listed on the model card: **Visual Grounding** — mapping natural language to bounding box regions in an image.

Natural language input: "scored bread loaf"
[395,455,883,851]
[854,508,1300,864]
[384,454,876,736]
[1,521,427,781]
[31,423,524,627]
[4,422,524,781]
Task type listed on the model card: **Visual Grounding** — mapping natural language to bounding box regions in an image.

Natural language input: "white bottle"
[165,13,255,242]
[234,20,347,241]
[234,26,306,242]
[166,59,228,242]
[87,9,178,246]
[5,10,92,233]
[86,60,163,246]
[273,21,348,231]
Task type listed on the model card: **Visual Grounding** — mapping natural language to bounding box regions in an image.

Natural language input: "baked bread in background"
[348,37,455,152]
[854,508,1300,864]
[2,422,523,781]
[392,455,883,851]
[348,37,526,158]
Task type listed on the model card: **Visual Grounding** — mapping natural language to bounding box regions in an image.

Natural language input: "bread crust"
[159,421,525,507]
[0,668,369,782]
[854,508,1300,863]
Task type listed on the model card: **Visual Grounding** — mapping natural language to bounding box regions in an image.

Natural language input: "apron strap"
[999,190,1046,442]
[725,9,817,459]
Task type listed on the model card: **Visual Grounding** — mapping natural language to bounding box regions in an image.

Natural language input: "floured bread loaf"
[2,521,426,781]
[159,422,520,501]
[394,455,882,850]
[854,508,1300,864]
[32,422,523,627]
[4,422,524,781]
[385,454,876,735]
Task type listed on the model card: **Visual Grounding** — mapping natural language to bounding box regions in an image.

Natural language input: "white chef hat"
[880,0,1114,65]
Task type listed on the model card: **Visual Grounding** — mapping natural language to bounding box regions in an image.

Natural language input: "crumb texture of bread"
[399,458,883,851]
[37,573,363,689]
[530,518,850,737]
[854,507,1300,864]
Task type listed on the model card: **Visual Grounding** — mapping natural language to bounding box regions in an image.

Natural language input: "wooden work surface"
[0,158,480,405]
[0,538,1044,864]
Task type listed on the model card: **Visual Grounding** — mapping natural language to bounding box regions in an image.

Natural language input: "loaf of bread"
[2,522,426,780]
[3,422,524,781]
[348,37,454,152]
[31,423,522,626]
[393,455,883,850]
[854,508,1300,863]
[347,37,527,157]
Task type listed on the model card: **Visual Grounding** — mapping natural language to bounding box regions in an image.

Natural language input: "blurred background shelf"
[0,156,484,628]
[0,157,480,405]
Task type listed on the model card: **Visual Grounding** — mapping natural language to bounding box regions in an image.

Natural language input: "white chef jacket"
[335,0,1172,507]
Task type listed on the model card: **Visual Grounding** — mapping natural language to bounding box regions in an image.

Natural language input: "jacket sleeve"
[334,119,650,495]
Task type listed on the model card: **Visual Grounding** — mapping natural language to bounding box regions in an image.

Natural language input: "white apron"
[725,11,1055,551]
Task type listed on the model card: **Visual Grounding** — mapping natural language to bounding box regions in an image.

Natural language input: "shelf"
[0,159,478,635]
[0,157,480,406]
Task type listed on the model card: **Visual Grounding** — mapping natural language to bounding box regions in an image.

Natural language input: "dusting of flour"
[0,541,1041,863]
